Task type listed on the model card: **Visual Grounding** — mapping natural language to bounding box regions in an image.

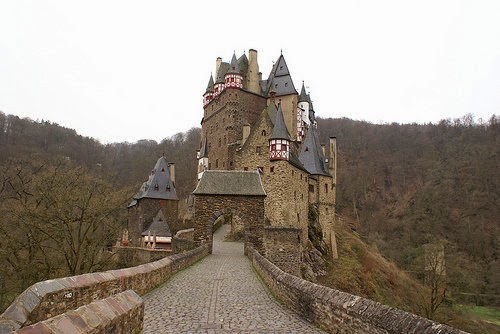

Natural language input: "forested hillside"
[316,115,499,310]
[1,111,498,332]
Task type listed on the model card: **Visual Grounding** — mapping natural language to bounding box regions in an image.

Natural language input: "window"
[166,185,171,192]
[261,130,266,136]
[256,146,261,154]
[244,167,248,171]
[325,183,328,193]
[230,161,233,167]
[257,166,264,174]
[292,170,294,176]
[301,193,303,200]
[216,159,219,168]
[282,144,287,151]
[294,191,296,199]
[309,184,314,193]
[270,166,274,173]
[154,184,159,191]
[271,144,276,151]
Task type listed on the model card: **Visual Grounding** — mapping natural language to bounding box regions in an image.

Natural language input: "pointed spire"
[228,52,240,74]
[299,81,308,102]
[205,74,214,94]
[270,102,291,141]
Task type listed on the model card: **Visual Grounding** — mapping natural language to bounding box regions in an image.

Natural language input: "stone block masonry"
[247,246,469,334]
[13,290,143,334]
[263,226,302,276]
[0,244,210,332]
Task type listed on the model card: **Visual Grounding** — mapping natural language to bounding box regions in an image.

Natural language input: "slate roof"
[133,156,178,200]
[193,170,266,196]
[227,53,240,74]
[266,102,278,124]
[215,62,230,84]
[265,54,298,96]
[270,103,291,141]
[205,75,214,94]
[142,210,172,237]
[299,82,308,102]
[299,125,330,176]
[199,137,208,158]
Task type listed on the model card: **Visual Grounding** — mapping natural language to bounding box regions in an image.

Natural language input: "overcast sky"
[1,1,499,143]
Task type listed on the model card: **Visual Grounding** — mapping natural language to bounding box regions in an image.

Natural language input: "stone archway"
[192,171,266,254]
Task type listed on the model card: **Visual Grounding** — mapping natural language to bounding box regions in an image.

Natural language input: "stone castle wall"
[202,89,266,170]
[263,227,302,276]
[247,246,468,334]
[234,112,310,245]
[0,244,210,332]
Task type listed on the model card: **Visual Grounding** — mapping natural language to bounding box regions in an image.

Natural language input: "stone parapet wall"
[0,244,210,332]
[112,246,172,267]
[172,228,196,253]
[247,247,469,334]
[13,290,143,334]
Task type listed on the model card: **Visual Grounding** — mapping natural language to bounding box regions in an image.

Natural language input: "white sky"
[1,0,499,143]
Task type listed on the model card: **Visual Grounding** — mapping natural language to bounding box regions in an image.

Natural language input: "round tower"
[225,52,243,89]
[269,102,291,161]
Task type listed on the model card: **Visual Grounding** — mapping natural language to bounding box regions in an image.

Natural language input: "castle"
[198,49,338,257]
[127,49,337,263]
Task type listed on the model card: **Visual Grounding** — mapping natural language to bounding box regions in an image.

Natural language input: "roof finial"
[280,49,283,55]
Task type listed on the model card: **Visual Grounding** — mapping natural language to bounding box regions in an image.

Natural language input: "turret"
[298,82,310,125]
[203,75,214,107]
[225,53,243,89]
[269,102,291,161]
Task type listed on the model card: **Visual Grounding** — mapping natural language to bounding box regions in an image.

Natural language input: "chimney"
[329,137,337,182]
[242,124,251,145]
[215,57,222,78]
[168,163,175,186]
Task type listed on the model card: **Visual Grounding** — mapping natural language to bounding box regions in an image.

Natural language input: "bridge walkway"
[143,224,325,333]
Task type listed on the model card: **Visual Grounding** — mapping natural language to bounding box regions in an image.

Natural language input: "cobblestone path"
[143,224,326,333]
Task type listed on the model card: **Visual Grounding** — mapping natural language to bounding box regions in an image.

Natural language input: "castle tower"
[127,156,179,246]
[247,49,261,94]
[225,53,243,89]
[269,102,291,161]
[265,53,298,140]
[203,75,214,107]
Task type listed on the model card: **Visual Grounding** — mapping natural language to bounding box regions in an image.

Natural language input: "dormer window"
[161,168,165,172]
[166,185,171,192]
[154,184,159,191]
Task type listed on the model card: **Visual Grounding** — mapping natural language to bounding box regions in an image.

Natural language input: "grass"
[455,305,500,326]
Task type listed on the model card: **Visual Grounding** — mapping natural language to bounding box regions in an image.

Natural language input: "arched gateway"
[192,170,266,254]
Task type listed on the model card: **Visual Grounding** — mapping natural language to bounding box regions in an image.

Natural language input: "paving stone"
[143,225,325,333]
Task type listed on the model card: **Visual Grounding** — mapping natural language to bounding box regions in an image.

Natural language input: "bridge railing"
[246,246,469,334]
[0,243,210,333]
